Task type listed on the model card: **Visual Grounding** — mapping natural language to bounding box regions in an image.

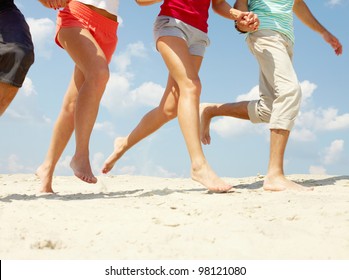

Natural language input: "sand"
[0,173,349,260]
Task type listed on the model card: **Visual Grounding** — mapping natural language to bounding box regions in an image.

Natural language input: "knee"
[160,106,177,121]
[181,77,202,98]
[278,82,302,112]
[255,100,272,123]
[94,65,110,87]
[62,97,77,118]
[190,78,202,96]
[86,64,110,90]
[292,83,302,111]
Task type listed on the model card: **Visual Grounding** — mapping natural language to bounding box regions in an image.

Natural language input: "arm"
[212,0,259,32]
[38,0,71,9]
[293,0,342,55]
[135,0,162,6]
[234,0,248,12]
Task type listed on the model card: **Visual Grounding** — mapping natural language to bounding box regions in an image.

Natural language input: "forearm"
[212,1,235,20]
[234,0,248,12]
[293,0,327,35]
[293,0,342,55]
[212,0,249,21]
[135,0,162,6]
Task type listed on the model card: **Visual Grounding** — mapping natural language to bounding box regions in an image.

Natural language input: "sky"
[0,0,348,181]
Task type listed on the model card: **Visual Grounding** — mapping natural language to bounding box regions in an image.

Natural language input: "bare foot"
[70,156,97,184]
[199,103,213,145]
[191,160,233,193]
[263,175,313,191]
[36,164,55,193]
[102,137,127,174]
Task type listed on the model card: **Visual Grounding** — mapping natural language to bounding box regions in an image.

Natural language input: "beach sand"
[0,173,348,260]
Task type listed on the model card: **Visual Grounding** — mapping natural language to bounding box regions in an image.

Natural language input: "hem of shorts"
[0,78,22,88]
[269,121,294,131]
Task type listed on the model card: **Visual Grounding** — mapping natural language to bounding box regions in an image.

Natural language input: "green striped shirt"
[249,0,295,43]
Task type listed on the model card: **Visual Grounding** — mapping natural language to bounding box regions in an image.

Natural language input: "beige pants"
[246,29,302,131]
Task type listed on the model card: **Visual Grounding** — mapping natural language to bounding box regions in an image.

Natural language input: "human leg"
[263,129,311,191]
[157,36,231,192]
[0,83,19,116]
[57,27,110,183]
[36,67,84,193]
[248,30,308,191]
[200,101,250,145]
[102,75,179,173]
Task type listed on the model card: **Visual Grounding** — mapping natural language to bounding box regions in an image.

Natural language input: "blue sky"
[1,0,348,180]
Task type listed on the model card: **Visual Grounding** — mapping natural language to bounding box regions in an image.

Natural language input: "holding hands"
[230,9,259,33]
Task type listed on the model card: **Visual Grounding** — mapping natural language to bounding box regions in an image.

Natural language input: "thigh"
[157,36,203,88]
[248,31,297,88]
[0,82,18,115]
[57,27,108,75]
[55,1,118,63]
[248,30,297,94]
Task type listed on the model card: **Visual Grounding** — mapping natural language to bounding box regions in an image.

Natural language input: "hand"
[236,12,259,33]
[322,31,343,56]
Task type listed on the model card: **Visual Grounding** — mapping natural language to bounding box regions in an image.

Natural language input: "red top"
[159,0,211,33]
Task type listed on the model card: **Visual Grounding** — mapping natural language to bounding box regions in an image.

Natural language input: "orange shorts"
[55,1,118,63]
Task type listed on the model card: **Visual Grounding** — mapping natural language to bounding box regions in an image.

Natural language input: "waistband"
[63,1,118,33]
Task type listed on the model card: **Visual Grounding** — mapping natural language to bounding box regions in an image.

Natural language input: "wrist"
[235,21,248,34]
[229,8,240,20]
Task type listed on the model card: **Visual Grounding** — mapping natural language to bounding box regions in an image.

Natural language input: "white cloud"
[236,85,259,102]
[326,0,343,7]
[4,83,51,123]
[26,17,55,59]
[20,77,37,97]
[319,109,349,131]
[291,128,316,142]
[112,41,147,73]
[102,42,163,113]
[297,108,349,132]
[102,73,131,111]
[309,165,327,175]
[294,80,349,140]
[212,117,257,138]
[322,139,344,165]
[94,121,117,138]
[209,84,265,138]
[128,82,163,107]
[56,155,72,175]
[7,154,25,173]
[300,80,317,107]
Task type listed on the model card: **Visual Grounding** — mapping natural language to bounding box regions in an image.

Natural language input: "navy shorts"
[0,6,34,87]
